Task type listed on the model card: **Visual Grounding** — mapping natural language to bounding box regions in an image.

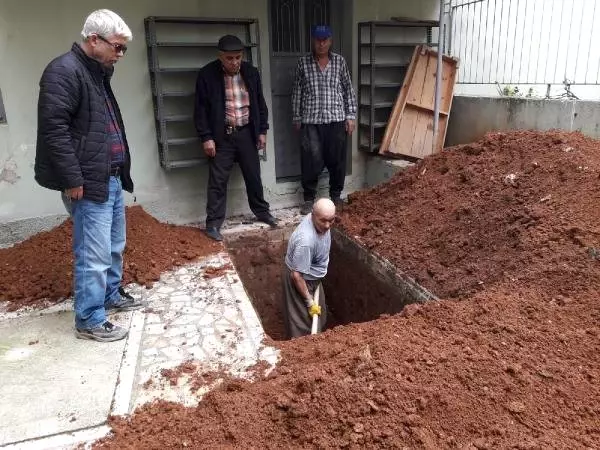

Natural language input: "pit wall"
[324,228,437,325]
[445,96,600,146]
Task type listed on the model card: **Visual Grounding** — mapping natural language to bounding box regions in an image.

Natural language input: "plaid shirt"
[292,52,357,124]
[224,73,250,127]
[103,87,125,168]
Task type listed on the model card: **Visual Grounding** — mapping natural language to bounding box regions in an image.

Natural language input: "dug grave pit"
[226,225,437,341]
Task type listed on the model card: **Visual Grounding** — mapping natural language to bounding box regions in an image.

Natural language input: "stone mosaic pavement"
[126,252,279,409]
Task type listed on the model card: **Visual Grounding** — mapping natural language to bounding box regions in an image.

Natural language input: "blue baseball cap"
[312,25,332,40]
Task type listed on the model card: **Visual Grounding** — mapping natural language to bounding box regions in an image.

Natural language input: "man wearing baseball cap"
[194,35,278,241]
[292,25,357,215]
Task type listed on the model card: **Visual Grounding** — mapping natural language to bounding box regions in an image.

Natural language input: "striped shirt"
[292,52,357,124]
[104,88,125,168]
[285,214,331,280]
[224,73,250,127]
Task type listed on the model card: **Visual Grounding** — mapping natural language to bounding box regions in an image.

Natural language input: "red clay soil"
[228,233,289,341]
[340,130,600,300]
[0,205,221,311]
[95,130,600,449]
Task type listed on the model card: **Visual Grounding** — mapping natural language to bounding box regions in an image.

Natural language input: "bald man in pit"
[283,198,336,338]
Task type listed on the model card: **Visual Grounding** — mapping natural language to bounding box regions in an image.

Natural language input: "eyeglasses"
[96,35,128,54]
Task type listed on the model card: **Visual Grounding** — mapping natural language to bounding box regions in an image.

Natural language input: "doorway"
[269,0,350,180]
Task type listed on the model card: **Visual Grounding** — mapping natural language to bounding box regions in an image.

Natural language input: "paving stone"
[141,355,167,367]
[184,335,200,347]
[156,286,176,295]
[202,334,225,355]
[146,313,162,324]
[164,324,196,338]
[214,319,234,334]
[145,323,166,335]
[170,315,199,326]
[188,346,206,360]
[181,306,205,315]
[197,313,216,327]
[178,275,192,284]
[161,346,185,360]
[170,294,192,303]
[143,348,159,358]
[223,307,242,323]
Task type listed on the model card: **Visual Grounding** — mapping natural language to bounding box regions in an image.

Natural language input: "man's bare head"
[311,198,336,234]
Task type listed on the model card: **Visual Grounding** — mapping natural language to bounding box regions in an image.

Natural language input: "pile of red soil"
[341,130,600,300]
[0,205,220,311]
[96,130,600,449]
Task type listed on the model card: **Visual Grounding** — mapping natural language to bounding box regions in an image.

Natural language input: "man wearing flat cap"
[194,34,278,241]
[292,25,357,215]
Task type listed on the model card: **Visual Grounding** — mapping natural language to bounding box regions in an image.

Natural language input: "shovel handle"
[310,284,321,335]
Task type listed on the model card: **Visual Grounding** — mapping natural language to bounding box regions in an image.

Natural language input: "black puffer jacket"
[35,43,133,202]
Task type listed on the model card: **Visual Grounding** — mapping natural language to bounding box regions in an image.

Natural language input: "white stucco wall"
[0,0,438,233]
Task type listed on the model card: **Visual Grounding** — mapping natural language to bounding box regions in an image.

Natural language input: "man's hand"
[345,119,355,135]
[308,303,322,317]
[257,134,267,150]
[293,122,301,132]
[203,139,216,158]
[65,186,83,200]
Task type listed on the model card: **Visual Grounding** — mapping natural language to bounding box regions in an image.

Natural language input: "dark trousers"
[282,268,327,338]
[206,126,270,228]
[300,121,347,202]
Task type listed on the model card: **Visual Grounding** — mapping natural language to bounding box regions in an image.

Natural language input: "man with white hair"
[35,9,141,342]
[282,198,336,338]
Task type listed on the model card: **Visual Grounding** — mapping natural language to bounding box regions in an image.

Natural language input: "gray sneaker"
[300,200,313,215]
[106,288,144,313]
[75,321,128,342]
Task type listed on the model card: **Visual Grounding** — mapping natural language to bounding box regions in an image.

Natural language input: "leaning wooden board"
[379,45,459,159]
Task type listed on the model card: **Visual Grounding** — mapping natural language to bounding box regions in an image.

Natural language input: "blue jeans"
[67,176,126,329]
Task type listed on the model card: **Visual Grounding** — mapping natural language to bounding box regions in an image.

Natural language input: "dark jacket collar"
[71,43,114,81]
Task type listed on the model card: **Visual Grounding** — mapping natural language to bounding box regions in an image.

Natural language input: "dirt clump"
[0,205,221,311]
[95,130,600,449]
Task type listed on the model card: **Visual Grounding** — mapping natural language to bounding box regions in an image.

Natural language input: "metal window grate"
[271,0,302,53]
[0,88,6,123]
[270,0,329,54]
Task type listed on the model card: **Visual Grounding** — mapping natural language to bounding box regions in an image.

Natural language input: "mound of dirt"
[340,130,600,300]
[0,205,221,310]
[99,284,598,449]
[95,130,600,449]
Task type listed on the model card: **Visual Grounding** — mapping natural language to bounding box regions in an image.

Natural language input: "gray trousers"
[282,268,327,338]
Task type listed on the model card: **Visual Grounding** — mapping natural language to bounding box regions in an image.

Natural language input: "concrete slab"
[0,310,131,446]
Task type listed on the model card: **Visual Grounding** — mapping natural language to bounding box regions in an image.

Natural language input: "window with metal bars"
[270,0,330,54]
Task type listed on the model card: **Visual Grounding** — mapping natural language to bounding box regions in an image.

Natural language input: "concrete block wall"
[446,96,600,146]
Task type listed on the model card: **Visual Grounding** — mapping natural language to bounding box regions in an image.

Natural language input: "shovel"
[310,284,321,335]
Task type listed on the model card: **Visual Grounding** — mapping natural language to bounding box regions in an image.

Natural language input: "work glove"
[308,303,322,317]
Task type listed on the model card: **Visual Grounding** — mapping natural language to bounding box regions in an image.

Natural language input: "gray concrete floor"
[0,308,131,446]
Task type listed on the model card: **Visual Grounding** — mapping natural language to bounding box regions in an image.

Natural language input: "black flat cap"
[218,35,244,52]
